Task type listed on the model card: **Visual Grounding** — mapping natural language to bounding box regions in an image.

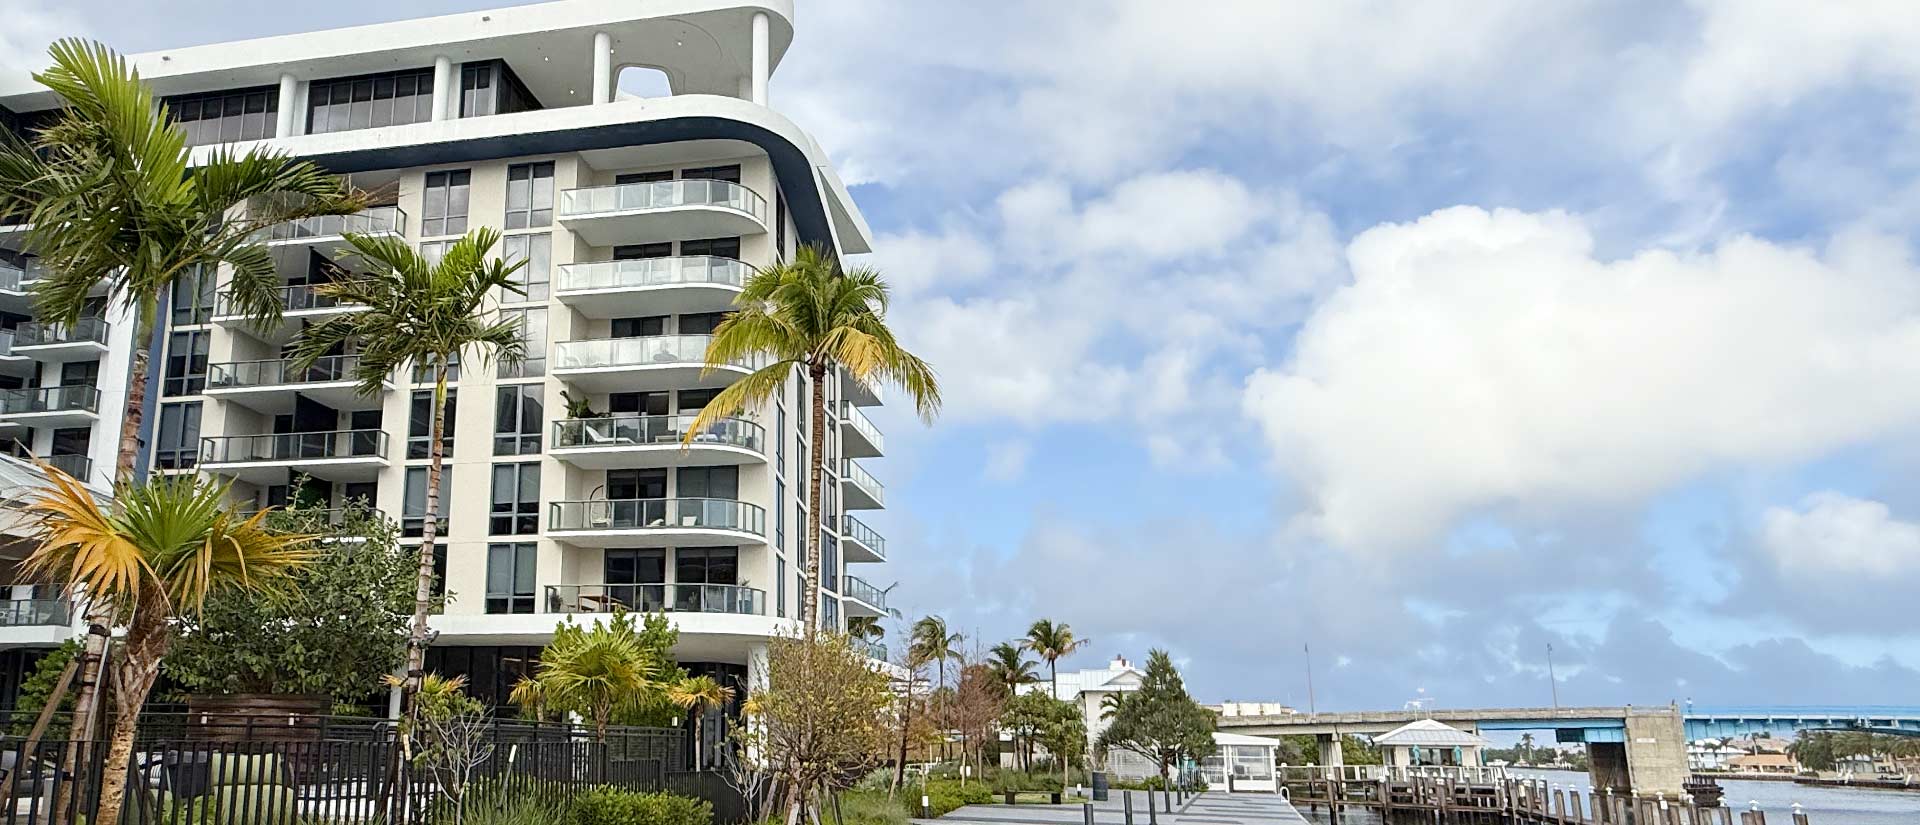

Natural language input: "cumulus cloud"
[1245,207,1920,550]
[982,440,1032,482]
[1762,492,1920,576]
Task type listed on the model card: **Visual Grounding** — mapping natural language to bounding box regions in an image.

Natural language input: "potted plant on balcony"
[165,503,419,737]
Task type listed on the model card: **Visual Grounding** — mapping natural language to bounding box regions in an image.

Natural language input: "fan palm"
[668,675,737,769]
[986,642,1039,695]
[22,468,315,825]
[511,612,662,742]
[685,244,939,631]
[847,615,885,642]
[1023,619,1090,700]
[287,228,525,707]
[909,615,964,690]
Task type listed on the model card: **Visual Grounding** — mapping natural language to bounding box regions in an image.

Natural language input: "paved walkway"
[917,791,1309,825]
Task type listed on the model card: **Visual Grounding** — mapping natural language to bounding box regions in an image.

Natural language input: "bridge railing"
[1277,764,1510,784]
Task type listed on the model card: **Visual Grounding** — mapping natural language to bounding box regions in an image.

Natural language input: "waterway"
[1295,769,1920,825]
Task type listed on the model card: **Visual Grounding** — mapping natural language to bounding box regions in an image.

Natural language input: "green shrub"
[462,795,564,825]
[569,787,713,825]
[834,790,909,825]
[918,780,994,816]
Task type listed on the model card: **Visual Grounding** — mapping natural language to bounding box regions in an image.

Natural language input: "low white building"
[1373,719,1489,769]
[1198,732,1281,793]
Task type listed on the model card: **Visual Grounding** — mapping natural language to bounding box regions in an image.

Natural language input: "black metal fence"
[0,719,695,825]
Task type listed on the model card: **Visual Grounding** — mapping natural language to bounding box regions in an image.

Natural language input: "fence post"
[1084,801,1095,825]
[1125,790,1134,825]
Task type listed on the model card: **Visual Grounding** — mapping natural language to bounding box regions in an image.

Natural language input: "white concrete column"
[592,31,613,104]
[431,55,453,121]
[275,73,299,137]
[750,12,770,105]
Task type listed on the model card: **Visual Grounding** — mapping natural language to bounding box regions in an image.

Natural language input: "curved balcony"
[841,459,884,510]
[257,205,408,256]
[547,497,765,549]
[0,386,99,427]
[552,334,765,393]
[841,514,886,563]
[550,414,764,469]
[206,354,390,414]
[843,575,889,618]
[12,317,110,362]
[546,584,765,617]
[840,401,884,458]
[199,429,390,484]
[558,179,769,246]
[555,256,749,317]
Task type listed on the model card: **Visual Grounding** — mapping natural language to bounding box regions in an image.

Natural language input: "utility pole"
[1547,643,1560,712]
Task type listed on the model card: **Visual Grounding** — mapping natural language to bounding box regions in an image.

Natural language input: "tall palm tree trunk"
[94,598,169,825]
[1049,660,1059,700]
[803,362,828,631]
[403,363,450,701]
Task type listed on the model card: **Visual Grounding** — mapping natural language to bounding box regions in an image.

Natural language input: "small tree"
[399,674,494,825]
[1096,650,1215,785]
[949,662,1006,780]
[669,675,736,770]
[1002,691,1076,773]
[510,610,666,741]
[735,632,891,825]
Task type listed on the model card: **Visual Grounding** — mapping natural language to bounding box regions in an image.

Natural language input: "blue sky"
[10,0,1920,711]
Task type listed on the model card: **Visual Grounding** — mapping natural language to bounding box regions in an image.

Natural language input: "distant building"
[1688,738,1742,772]
[1007,655,1147,775]
[1213,702,1297,718]
[1372,719,1490,768]
[1728,753,1800,775]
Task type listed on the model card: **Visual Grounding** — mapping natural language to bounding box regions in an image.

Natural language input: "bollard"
[1163,786,1172,813]
[1124,790,1134,825]
[1148,790,1159,825]
[1084,802,1095,825]
[1791,802,1808,825]
[922,795,931,819]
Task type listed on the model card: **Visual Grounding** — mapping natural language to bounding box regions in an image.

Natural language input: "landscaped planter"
[184,694,332,742]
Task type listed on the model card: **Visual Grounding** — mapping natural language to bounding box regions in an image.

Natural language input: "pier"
[1281,766,1816,824]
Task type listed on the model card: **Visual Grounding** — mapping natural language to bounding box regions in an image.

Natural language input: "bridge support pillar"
[1588,743,1630,793]
[1623,713,1688,796]
[1317,733,1344,767]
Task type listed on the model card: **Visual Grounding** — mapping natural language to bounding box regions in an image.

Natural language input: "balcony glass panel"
[545,583,765,616]
[841,401,885,452]
[208,354,365,389]
[552,334,766,371]
[259,205,409,243]
[201,429,389,463]
[0,598,70,627]
[0,386,100,414]
[13,317,108,347]
[841,515,886,559]
[556,256,749,292]
[215,284,360,318]
[842,459,885,504]
[559,179,769,224]
[844,575,887,611]
[548,498,765,535]
[45,454,92,479]
[552,415,763,452]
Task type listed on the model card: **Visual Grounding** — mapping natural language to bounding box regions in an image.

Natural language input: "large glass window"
[678,312,726,336]
[403,466,453,538]
[500,233,551,302]
[493,384,542,455]
[164,330,210,396]
[421,170,471,237]
[307,68,434,135]
[485,543,537,614]
[611,316,666,338]
[408,389,457,459]
[680,165,742,184]
[168,87,277,146]
[675,547,738,614]
[170,264,218,325]
[676,466,739,500]
[776,557,786,619]
[774,478,786,553]
[821,534,839,593]
[154,402,201,470]
[679,237,741,259]
[775,405,785,473]
[505,162,555,229]
[497,308,546,379]
[489,463,540,536]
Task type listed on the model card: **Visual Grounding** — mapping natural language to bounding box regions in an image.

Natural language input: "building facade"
[0,0,892,720]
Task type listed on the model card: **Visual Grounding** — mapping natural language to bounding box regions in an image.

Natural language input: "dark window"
[408,389,457,459]
[615,171,673,185]
[679,237,741,259]
[166,87,278,146]
[493,384,542,455]
[164,330,209,395]
[505,162,555,229]
[421,170,471,236]
[680,165,742,184]
[497,308,545,378]
[489,463,540,536]
[308,68,434,135]
[676,388,719,413]
[486,543,537,614]
[459,61,539,118]
[611,316,666,338]
[821,534,839,592]
[412,352,461,384]
[675,547,739,610]
[605,549,666,584]
[59,360,98,388]
[607,469,667,500]
[775,478,786,553]
[403,466,452,538]
[154,402,201,469]
[775,405,786,473]
[170,264,218,325]
[678,313,726,336]
[608,391,668,415]
[676,466,738,500]
[776,194,788,260]
[776,556,786,618]
[500,233,550,302]
[614,243,673,260]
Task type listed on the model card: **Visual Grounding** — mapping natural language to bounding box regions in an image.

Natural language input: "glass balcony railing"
[0,386,100,416]
[44,454,92,480]
[0,598,71,627]
[841,514,886,559]
[548,498,765,536]
[242,506,387,531]
[859,640,888,660]
[843,575,888,611]
[208,354,366,390]
[215,283,362,319]
[545,583,766,616]
[552,414,763,453]
[0,262,23,293]
[559,179,769,225]
[259,205,408,243]
[13,317,108,347]
[842,459,885,505]
[556,256,750,293]
[0,330,16,359]
[552,334,767,372]
[200,429,389,464]
[841,401,885,453]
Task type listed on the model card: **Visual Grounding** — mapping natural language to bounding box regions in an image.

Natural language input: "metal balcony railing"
[215,283,362,319]
[556,256,749,293]
[208,354,365,390]
[552,414,763,453]
[0,386,100,415]
[552,334,767,372]
[843,575,888,611]
[547,498,765,536]
[12,317,108,347]
[840,515,886,560]
[545,583,766,616]
[559,179,768,225]
[0,598,71,627]
[259,205,408,243]
[200,429,389,464]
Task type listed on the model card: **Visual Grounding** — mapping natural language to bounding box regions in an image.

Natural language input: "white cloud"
[982,440,1032,482]
[0,1,82,76]
[1762,493,1920,577]
[1244,206,1920,551]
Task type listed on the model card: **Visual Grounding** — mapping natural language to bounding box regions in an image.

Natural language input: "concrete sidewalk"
[915,791,1309,825]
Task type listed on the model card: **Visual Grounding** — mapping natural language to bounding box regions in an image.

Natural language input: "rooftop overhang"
[0,0,795,113]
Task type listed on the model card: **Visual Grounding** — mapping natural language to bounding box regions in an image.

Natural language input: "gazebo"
[1371,719,1490,769]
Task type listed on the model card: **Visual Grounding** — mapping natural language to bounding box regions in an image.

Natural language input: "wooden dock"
[1280,768,1814,824]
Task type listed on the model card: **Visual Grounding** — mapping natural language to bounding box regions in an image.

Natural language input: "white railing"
[556,256,749,293]
[841,401,885,453]
[552,334,766,372]
[559,179,769,226]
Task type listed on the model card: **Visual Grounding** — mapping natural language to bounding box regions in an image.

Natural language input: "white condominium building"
[0,1,893,722]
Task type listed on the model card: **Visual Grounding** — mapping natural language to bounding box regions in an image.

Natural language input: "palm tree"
[847,615,886,642]
[287,229,525,708]
[22,467,314,825]
[669,675,737,769]
[1023,619,1090,700]
[986,642,1038,695]
[511,614,659,742]
[0,39,362,756]
[1100,692,1127,721]
[1519,732,1535,765]
[685,244,939,631]
[910,615,964,690]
